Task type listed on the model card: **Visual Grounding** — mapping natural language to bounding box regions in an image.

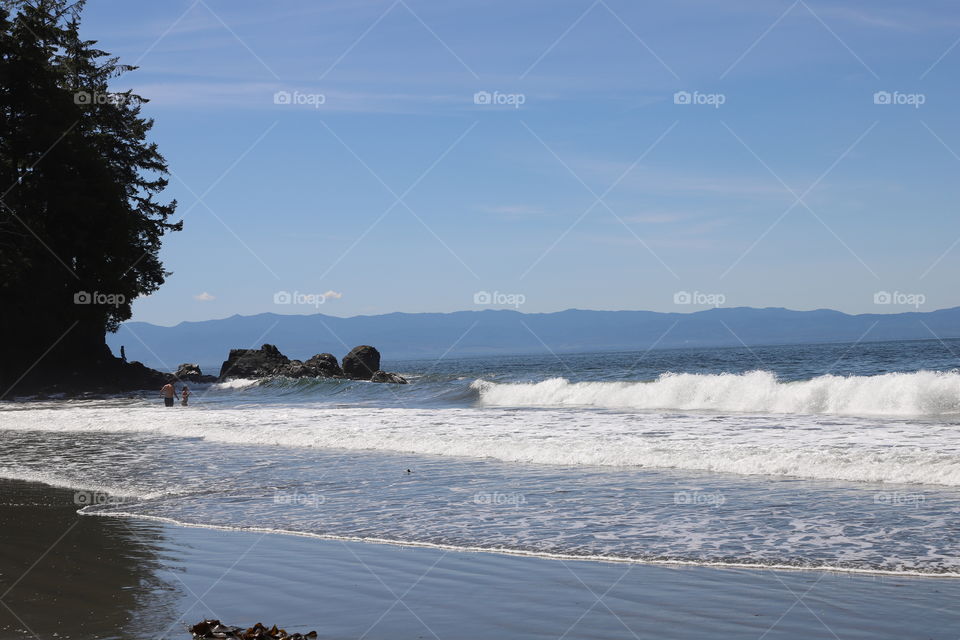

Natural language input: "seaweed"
[189,619,318,639]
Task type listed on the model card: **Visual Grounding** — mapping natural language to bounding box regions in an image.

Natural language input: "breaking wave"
[473,370,960,417]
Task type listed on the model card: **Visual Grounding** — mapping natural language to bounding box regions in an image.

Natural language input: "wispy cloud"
[193,291,216,301]
[810,5,960,31]
[621,212,732,235]
[476,204,546,216]
[131,81,473,114]
[624,211,692,224]
[561,157,793,199]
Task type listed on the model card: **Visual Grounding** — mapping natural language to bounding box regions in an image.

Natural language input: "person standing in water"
[180,386,191,406]
[161,382,175,407]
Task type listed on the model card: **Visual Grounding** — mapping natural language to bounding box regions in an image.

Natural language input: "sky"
[76,0,960,325]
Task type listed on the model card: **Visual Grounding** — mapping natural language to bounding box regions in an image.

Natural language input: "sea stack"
[341,345,381,380]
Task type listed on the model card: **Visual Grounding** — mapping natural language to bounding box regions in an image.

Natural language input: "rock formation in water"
[341,345,380,380]
[173,363,217,383]
[217,344,405,383]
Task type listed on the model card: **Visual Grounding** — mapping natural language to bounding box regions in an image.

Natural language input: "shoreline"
[83,508,960,579]
[2,479,959,639]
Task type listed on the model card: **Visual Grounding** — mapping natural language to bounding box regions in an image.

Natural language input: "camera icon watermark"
[273,90,326,109]
[873,290,925,309]
[74,290,126,308]
[273,290,327,308]
[873,91,925,108]
[473,491,527,507]
[74,90,130,106]
[673,90,725,108]
[674,491,725,506]
[874,491,924,508]
[473,290,526,308]
[74,491,125,506]
[473,90,526,109]
[673,290,725,307]
[273,490,325,507]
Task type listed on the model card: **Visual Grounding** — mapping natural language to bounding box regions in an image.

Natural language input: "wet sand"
[1,479,958,639]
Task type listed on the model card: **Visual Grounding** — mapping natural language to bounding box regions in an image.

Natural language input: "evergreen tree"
[0,0,179,392]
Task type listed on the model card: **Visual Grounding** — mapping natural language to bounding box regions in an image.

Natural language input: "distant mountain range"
[107,307,960,372]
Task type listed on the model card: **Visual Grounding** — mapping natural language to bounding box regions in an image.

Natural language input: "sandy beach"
[0,479,957,639]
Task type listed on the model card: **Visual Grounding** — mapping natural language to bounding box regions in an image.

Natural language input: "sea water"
[1,338,959,575]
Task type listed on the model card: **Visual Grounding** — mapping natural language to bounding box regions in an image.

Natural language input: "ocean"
[2,338,959,576]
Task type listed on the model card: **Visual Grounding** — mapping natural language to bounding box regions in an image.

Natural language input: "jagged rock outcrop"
[173,363,216,383]
[370,370,408,384]
[217,344,405,383]
[120,360,169,389]
[218,344,290,379]
[341,345,380,380]
[304,352,342,377]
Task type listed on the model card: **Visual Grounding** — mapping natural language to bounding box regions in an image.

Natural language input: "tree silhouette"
[0,0,179,393]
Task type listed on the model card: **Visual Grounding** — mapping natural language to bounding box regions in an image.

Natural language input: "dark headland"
[5,343,406,398]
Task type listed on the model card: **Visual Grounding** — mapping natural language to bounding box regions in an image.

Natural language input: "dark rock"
[7,353,223,396]
[269,354,347,379]
[218,344,290,380]
[370,370,408,384]
[216,344,401,383]
[283,359,340,379]
[15,357,170,397]
[190,619,317,639]
[284,360,309,378]
[173,363,216,383]
[304,352,343,377]
[342,345,381,380]
[122,360,169,389]
[261,344,283,358]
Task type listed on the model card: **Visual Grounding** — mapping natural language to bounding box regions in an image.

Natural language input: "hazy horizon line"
[124,303,960,328]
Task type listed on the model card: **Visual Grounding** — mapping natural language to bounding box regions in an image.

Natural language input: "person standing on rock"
[180,385,191,406]
[161,382,175,407]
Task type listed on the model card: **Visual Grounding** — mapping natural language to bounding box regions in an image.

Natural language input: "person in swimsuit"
[161,382,175,407]
[180,386,190,406]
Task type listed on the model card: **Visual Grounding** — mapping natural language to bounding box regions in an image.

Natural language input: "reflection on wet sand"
[0,480,178,640]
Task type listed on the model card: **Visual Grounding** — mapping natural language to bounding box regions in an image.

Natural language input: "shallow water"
[2,338,959,575]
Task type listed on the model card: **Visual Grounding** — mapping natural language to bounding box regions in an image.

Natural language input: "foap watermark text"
[474,290,526,308]
[74,291,125,307]
[873,91,925,108]
[874,492,925,508]
[274,490,325,507]
[274,290,330,309]
[873,290,925,309]
[274,90,326,109]
[674,491,726,506]
[74,491,127,506]
[474,91,525,108]
[674,290,725,307]
[674,91,725,108]
[473,491,527,507]
[74,91,132,106]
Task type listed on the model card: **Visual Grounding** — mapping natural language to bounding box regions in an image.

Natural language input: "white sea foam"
[473,370,960,416]
[0,467,163,500]
[212,378,260,390]
[1,396,959,485]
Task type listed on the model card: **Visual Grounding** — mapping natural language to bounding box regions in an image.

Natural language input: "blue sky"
[80,0,960,324]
